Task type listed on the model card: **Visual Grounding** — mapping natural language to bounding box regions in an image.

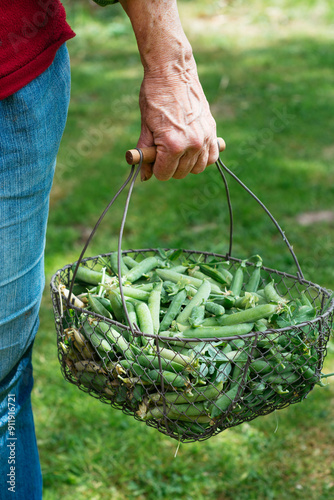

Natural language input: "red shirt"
[0,0,75,100]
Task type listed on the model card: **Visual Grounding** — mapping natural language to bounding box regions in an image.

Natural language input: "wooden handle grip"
[125,137,226,165]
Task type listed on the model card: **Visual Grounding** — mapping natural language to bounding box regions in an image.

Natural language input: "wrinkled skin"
[120,0,218,181]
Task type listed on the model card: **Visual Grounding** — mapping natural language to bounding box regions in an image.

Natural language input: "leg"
[0,43,71,499]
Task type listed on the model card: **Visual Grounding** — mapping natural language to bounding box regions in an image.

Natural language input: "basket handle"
[216,157,305,281]
[125,137,226,165]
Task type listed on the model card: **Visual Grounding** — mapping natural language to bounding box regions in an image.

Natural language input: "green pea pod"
[199,263,233,286]
[250,359,274,375]
[180,322,254,339]
[204,301,225,316]
[72,265,103,285]
[136,354,185,374]
[95,296,113,314]
[159,288,187,332]
[219,304,278,326]
[210,294,236,309]
[124,257,161,283]
[110,251,129,277]
[244,263,262,293]
[88,294,112,319]
[177,280,211,325]
[189,305,206,327]
[210,384,240,417]
[149,381,224,405]
[106,289,124,322]
[148,282,162,334]
[230,265,244,297]
[264,281,287,304]
[147,369,188,388]
[135,301,154,346]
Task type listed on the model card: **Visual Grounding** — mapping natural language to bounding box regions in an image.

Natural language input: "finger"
[137,125,155,181]
[190,147,209,175]
[141,163,154,182]
[152,140,184,181]
[172,150,202,179]
[207,138,220,166]
[153,151,180,181]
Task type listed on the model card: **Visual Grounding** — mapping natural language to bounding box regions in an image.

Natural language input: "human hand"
[119,0,219,182]
[137,58,218,182]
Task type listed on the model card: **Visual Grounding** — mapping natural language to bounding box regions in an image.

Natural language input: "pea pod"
[136,354,185,373]
[250,359,274,375]
[199,263,233,286]
[156,268,221,293]
[230,264,244,297]
[146,369,188,388]
[188,268,223,290]
[210,384,240,417]
[124,257,161,283]
[159,288,187,332]
[264,281,287,304]
[176,280,211,325]
[72,265,103,285]
[149,381,224,405]
[135,301,154,346]
[123,255,138,268]
[95,296,113,314]
[219,304,278,326]
[244,257,262,293]
[204,301,225,316]
[180,323,254,339]
[88,294,112,319]
[110,251,129,276]
[106,289,125,322]
[143,404,210,421]
[148,282,162,334]
[117,286,150,301]
[189,305,206,328]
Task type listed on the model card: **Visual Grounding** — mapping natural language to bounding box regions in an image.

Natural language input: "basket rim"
[50,247,334,342]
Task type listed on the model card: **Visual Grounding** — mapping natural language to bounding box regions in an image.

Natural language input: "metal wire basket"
[50,149,334,443]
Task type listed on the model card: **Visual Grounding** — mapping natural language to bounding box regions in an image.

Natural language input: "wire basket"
[50,151,334,443]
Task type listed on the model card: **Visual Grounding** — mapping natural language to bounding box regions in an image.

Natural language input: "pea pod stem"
[321,372,334,379]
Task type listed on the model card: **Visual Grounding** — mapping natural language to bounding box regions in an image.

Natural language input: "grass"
[32,1,334,498]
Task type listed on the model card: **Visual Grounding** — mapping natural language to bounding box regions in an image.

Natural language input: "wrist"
[119,0,193,75]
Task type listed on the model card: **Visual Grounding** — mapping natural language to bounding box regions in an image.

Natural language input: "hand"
[138,58,218,181]
[119,0,219,181]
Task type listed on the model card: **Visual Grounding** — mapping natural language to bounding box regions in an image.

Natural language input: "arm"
[118,0,218,181]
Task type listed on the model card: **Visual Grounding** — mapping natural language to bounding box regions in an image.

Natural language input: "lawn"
[33,1,334,499]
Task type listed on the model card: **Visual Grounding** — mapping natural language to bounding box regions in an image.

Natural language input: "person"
[0,0,218,497]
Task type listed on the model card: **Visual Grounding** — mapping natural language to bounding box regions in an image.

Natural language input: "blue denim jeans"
[0,44,71,499]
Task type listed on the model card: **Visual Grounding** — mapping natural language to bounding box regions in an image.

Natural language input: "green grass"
[33,1,334,498]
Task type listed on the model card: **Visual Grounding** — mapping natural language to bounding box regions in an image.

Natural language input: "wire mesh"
[51,249,334,443]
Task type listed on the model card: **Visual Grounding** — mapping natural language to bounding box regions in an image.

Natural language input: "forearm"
[119,0,193,76]
[118,0,218,180]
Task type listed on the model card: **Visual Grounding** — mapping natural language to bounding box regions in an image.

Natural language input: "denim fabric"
[0,43,71,499]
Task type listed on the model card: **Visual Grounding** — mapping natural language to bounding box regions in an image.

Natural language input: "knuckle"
[188,136,203,152]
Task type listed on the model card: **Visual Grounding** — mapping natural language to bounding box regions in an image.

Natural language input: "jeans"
[0,44,71,499]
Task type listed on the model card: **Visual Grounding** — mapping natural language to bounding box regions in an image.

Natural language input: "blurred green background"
[34,1,334,498]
